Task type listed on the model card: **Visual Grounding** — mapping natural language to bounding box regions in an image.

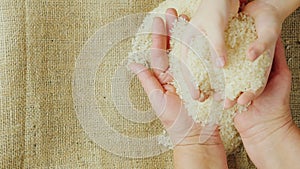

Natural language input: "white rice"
[128,0,272,154]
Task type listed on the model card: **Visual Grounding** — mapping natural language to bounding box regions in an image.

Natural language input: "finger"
[247,34,278,61]
[158,71,174,84]
[224,98,237,109]
[206,27,227,68]
[129,63,164,96]
[166,8,178,50]
[151,17,168,76]
[181,26,196,59]
[180,61,200,100]
[179,14,190,21]
[244,11,281,61]
[209,46,221,68]
[163,84,176,93]
[180,25,205,101]
[199,92,209,102]
[261,38,291,99]
[166,8,178,36]
[229,0,240,17]
[237,91,255,106]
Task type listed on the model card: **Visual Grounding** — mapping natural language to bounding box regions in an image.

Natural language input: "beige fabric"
[0,0,299,168]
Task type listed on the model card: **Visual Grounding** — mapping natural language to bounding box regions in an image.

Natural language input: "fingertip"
[224,98,236,109]
[191,89,200,100]
[247,49,259,61]
[152,17,164,27]
[166,8,178,16]
[214,53,226,68]
[165,8,178,27]
[217,56,226,68]
[164,84,176,93]
[230,0,240,16]
[179,14,190,21]
[210,46,226,68]
[198,92,206,102]
[247,41,267,61]
[215,47,227,68]
[237,92,255,106]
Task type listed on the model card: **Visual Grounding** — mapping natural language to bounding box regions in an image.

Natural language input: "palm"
[155,91,186,128]
[129,9,200,145]
[130,9,224,146]
[225,0,283,109]
[234,39,292,144]
[135,68,190,129]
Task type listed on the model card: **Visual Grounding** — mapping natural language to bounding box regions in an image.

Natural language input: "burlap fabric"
[0,0,299,168]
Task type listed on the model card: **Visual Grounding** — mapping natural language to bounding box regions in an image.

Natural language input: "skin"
[130,9,228,169]
[184,0,300,109]
[130,2,300,168]
[225,0,300,108]
[234,38,300,169]
[133,26,300,168]
[245,0,300,62]
[180,0,240,101]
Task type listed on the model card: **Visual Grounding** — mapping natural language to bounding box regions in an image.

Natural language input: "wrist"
[242,120,300,169]
[174,144,228,169]
[173,126,228,169]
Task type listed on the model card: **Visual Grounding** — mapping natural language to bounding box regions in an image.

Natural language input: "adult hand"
[243,0,300,61]
[180,0,240,102]
[130,8,228,169]
[234,38,300,169]
[243,0,283,61]
[129,8,203,146]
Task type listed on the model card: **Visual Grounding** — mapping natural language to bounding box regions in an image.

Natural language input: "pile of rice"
[128,0,272,154]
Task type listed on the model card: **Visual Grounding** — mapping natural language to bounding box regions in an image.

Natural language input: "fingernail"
[216,57,225,68]
[198,92,205,102]
[223,101,229,110]
[248,50,256,61]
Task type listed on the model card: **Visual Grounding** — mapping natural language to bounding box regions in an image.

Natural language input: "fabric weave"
[0,0,298,168]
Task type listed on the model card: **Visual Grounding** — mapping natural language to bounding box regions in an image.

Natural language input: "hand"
[243,0,284,61]
[234,38,300,168]
[179,0,240,102]
[129,8,221,146]
[188,0,240,67]
[130,8,228,169]
[130,9,202,146]
[228,0,300,109]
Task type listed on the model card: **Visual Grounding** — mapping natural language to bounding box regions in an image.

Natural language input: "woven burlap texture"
[0,0,299,168]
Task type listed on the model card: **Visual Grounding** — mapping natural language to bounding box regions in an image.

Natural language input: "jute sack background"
[0,0,299,168]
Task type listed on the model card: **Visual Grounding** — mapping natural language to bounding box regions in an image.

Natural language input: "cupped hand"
[129,8,223,146]
[218,0,283,109]
[233,38,299,166]
[243,0,284,61]
[189,0,240,66]
[226,0,300,108]
[179,0,240,102]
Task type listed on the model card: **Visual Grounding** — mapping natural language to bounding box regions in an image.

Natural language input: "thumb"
[247,27,280,61]
[243,2,282,61]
